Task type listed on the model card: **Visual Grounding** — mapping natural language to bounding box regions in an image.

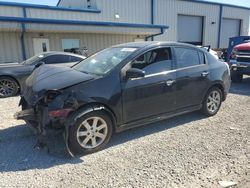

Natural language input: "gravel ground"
[0,77,249,188]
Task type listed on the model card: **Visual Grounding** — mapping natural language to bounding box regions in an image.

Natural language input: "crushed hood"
[23,64,95,105]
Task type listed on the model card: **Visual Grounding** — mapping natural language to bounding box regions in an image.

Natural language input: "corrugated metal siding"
[0,6,23,17]
[24,32,136,58]
[0,32,22,63]
[26,0,151,24]
[223,7,250,35]
[58,0,97,9]
[154,0,220,48]
[24,23,158,35]
[0,22,21,32]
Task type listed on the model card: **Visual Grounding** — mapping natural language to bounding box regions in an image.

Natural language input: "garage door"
[220,18,241,48]
[178,15,203,45]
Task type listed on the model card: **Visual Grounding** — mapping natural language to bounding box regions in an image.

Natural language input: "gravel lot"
[0,77,249,188]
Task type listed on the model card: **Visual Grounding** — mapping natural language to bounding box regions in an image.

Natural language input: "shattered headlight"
[44,90,62,104]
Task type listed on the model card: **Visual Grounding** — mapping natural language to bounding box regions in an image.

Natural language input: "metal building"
[0,0,249,64]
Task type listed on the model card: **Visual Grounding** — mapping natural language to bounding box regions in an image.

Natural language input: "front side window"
[43,55,70,64]
[73,47,137,75]
[175,47,200,68]
[131,47,172,75]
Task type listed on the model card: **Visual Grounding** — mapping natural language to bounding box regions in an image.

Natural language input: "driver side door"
[121,47,177,123]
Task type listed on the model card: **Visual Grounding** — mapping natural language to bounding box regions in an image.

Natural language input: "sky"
[0,0,249,7]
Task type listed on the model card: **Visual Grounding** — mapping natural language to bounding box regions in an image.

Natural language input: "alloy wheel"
[206,90,221,114]
[76,116,108,149]
[0,79,16,97]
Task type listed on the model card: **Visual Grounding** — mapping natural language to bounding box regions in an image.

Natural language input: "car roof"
[38,51,86,58]
[113,41,198,49]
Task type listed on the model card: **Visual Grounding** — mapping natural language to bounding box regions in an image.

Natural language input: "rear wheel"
[0,76,19,98]
[200,87,222,116]
[231,71,243,83]
[68,111,113,155]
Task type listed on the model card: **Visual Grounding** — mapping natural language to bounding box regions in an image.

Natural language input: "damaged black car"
[15,42,231,156]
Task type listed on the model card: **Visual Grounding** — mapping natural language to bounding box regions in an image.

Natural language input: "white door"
[220,18,241,48]
[33,38,50,55]
[178,15,203,45]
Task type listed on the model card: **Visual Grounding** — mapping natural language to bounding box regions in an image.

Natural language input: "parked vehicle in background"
[228,42,250,82]
[226,36,250,62]
[15,41,231,156]
[0,52,86,98]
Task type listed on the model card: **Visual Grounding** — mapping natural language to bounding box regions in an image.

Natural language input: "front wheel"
[68,111,113,155]
[200,87,222,116]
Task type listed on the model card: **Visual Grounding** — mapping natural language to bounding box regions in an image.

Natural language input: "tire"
[200,87,222,117]
[231,71,243,83]
[68,111,113,155]
[0,76,19,98]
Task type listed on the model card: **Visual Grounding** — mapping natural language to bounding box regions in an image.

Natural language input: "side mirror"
[33,61,45,70]
[126,68,145,79]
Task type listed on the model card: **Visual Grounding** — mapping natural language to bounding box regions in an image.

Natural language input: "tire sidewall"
[68,111,113,155]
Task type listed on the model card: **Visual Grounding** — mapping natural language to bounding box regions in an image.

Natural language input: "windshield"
[73,47,137,75]
[22,54,45,65]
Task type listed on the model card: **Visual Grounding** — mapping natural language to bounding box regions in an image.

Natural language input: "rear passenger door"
[174,47,210,109]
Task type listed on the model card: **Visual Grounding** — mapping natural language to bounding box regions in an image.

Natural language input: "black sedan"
[0,52,85,98]
[16,42,231,156]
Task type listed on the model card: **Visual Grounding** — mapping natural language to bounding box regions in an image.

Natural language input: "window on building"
[175,47,200,68]
[62,39,80,52]
[131,48,172,75]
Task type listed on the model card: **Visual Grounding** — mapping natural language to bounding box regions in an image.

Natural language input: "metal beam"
[217,5,223,48]
[20,7,27,60]
[0,16,169,29]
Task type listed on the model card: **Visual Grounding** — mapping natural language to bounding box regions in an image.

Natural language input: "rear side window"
[131,47,172,75]
[43,55,70,64]
[175,47,200,68]
[198,51,206,64]
[70,56,83,62]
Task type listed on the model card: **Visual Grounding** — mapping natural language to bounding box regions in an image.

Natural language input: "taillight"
[49,108,73,118]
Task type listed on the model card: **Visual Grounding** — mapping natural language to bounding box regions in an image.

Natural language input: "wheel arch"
[206,82,226,101]
[67,102,117,131]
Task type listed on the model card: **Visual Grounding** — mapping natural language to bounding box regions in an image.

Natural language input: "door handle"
[201,71,209,77]
[166,79,175,86]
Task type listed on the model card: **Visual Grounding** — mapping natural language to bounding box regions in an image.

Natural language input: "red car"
[229,42,250,82]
